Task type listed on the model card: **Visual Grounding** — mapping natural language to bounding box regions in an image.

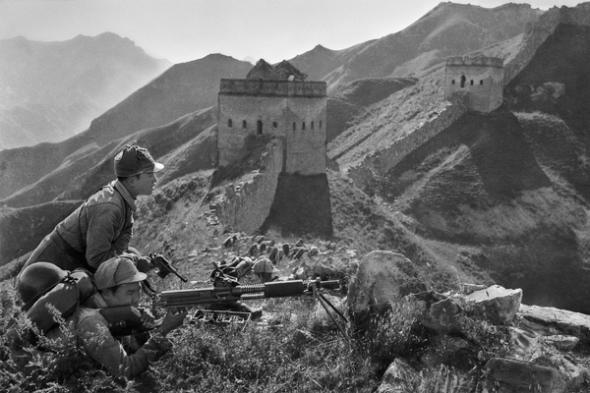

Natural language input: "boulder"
[376,358,417,393]
[421,297,464,332]
[464,285,522,324]
[347,251,426,327]
[484,358,566,393]
[520,304,590,345]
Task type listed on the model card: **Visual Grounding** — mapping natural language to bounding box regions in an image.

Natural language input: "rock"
[422,297,463,332]
[484,358,566,393]
[347,250,426,327]
[377,358,417,393]
[308,246,319,257]
[519,304,590,345]
[310,262,337,279]
[464,285,522,324]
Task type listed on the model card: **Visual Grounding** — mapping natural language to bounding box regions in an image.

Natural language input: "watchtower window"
[470,80,474,86]
[302,122,306,130]
[452,79,455,85]
[257,120,263,135]
[228,119,233,128]
[480,80,484,85]
[273,122,277,128]
[242,120,247,129]
[460,75,466,88]
[292,122,296,131]
[319,120,323,129]
[311,121,314,130]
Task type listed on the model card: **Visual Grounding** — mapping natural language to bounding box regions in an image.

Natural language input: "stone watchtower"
[217,59,327,175]
[444,55,504,112]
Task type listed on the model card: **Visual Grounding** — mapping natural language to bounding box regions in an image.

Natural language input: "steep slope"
[326,77,417,143]
[0,33,171,150]
[0,107,216,265]
[1,107,216,208]
[0,54,252,201]
[290,3,540,90]
[364,5,590,313]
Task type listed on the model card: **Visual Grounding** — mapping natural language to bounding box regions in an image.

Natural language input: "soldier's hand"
[136,256,154,273]
[158,307,188,336]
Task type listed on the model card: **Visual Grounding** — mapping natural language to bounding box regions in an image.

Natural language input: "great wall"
[211,3,590,235]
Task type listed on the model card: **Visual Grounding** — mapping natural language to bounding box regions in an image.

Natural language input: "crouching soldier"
[11,256,187,380]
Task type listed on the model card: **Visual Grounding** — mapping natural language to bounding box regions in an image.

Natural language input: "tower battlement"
[445,56,504,68]
[220,79,327,97]
[217,59,327,175]
[444,55,505,112]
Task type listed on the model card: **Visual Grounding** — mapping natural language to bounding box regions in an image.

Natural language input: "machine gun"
[157,268,348,340]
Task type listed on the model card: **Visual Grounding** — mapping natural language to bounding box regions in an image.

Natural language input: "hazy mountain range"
[0,32,171,150]
[2,2,590,314]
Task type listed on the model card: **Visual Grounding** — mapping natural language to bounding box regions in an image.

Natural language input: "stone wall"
[215,138,284,234]
[444,57,504,113]
[218,93,326,175]
[371,94,470,176]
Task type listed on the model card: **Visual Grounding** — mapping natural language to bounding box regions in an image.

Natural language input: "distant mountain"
[0,53,252,201]
[0,32,171,150]
[290,3,542,90]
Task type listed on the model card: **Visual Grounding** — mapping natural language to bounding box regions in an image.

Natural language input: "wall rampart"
[215,139,284,234]
[349,94,471,189]
[220,79,327,97]
[218,92,327,174]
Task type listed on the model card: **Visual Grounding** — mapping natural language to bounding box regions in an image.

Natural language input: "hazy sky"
[0,0,584,64]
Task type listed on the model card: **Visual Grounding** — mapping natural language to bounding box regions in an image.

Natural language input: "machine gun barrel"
[158,279,340,308]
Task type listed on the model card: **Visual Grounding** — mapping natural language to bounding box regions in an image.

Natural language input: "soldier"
[77,256,186,379]
[22,144,162,274]
[11,256,186,379]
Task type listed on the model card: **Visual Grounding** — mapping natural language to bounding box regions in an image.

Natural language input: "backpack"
[25,269,96,333]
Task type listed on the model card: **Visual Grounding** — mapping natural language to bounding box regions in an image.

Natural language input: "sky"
[0,0,585,64]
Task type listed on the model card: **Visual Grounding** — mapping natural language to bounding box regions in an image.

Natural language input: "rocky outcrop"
[345,250,590,393]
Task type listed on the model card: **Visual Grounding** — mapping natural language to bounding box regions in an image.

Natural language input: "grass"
[0,267,520,393]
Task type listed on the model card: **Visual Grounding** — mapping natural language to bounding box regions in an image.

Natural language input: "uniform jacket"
[76,296,173,379]
[25,180,136,272]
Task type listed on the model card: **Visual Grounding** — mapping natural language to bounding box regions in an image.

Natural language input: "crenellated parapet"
[445,56,504,68]
[219,79,326,98]
[444,55,504,112]
[217,59,327,175]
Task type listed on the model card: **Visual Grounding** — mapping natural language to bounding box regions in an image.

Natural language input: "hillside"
[290,2,541,90]
[333,3,590,313]
[0,54,252,201]
[0,33,171,150]
[2,2,590,319]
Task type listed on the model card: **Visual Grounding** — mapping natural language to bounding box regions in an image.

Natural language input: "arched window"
[311,121,314,130]
[257,120,263,135]
[302,122,306,130]
[470,80,474,86]
[228,119,233,128]
[319,121,323,129]
[292,122,296,131]
[452,79,455,85]
[273,122,278,128]
[480,80,484,85]
[242,120,247,129]
[460,75,466,88]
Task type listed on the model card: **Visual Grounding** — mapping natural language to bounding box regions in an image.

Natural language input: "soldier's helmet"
[17,262,68,311]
